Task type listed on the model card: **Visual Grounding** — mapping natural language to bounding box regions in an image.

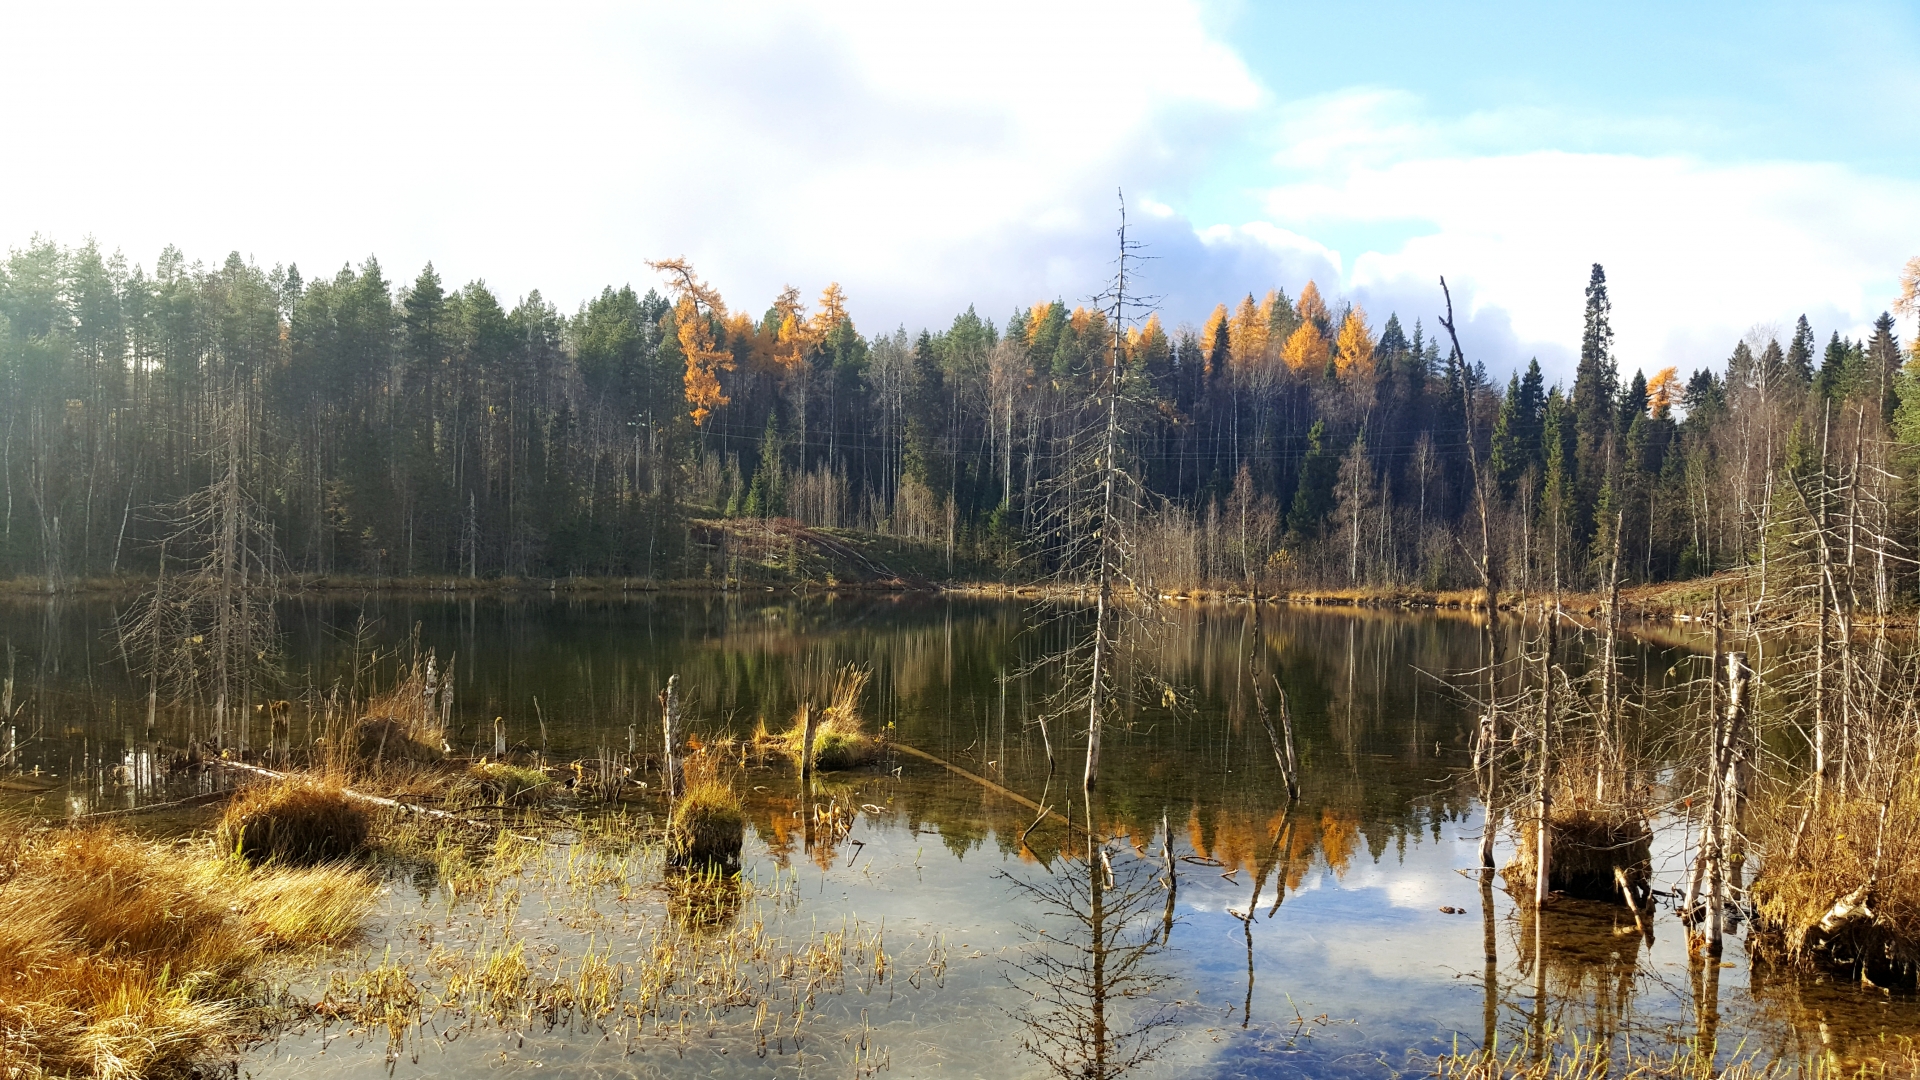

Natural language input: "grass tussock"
[761,664,882,772]
[464,760,554,805]
[667,754,745,870]
[215,779,370,866]
[0,822,375,1079]
[1749,774,1920,986]
[1505,808,1653,902]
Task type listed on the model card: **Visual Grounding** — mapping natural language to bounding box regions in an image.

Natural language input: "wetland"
[2,594,1916,1079]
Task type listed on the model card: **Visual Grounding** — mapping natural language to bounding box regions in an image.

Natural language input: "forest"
[1,236,1915,597]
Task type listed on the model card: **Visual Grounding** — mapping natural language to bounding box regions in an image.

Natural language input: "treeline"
[0,238,1912,595]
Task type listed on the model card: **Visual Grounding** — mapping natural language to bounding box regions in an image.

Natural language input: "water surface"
[1,595,1913,1078]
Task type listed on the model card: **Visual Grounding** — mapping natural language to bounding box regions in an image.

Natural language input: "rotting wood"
[891,741,1085,835]
[207,758,538,841]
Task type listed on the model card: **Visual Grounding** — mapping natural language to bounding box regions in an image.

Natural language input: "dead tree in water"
[1439,277,1503,870]
[117,376,280,749]
[1703,650,1752,955]
[1030,192,1164,794]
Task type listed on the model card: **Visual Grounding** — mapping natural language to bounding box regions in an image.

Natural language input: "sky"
[2,0,1917,383]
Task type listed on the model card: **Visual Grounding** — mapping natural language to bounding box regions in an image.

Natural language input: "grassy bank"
[0,816,374,1078]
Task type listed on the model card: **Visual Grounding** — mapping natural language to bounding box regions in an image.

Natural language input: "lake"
[1,594,1913,1078]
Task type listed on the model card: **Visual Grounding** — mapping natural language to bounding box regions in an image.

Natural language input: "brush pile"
[0,821,374,1078]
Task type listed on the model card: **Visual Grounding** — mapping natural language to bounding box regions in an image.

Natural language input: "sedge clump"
[215,779,371,866]
[766,664,882,772]
[467,760,553,805]
[667,755,745,870]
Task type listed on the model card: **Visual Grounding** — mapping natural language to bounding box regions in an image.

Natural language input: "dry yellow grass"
[763,664,882,772]
[214,779,370,866]
[0,821,375,1079]
[1750,775,1920,985]
[1430,1035,1918,1079]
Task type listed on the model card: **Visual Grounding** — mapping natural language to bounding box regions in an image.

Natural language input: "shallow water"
[2,594,1915,1078]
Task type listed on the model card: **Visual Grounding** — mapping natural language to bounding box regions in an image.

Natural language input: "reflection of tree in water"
[1000,800,1176,1080]
[1510,899,1647,1055]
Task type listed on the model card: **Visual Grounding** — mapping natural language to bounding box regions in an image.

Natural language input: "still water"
[2,594,1915,1078]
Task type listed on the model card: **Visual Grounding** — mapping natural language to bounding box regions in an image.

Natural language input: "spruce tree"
[1287,419,1338,540]
[1570,263,1617,550]
[1786,315,1816,386]
[1867,312,1902,424]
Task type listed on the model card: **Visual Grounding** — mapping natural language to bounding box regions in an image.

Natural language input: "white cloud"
[1250,91,1920,380]
[0,4,1910,375]
[0,0,1261,328]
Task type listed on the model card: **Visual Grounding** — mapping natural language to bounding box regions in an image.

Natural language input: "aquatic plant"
[768,664,881,771]
[667,772,746,869]
[465,760,554,805]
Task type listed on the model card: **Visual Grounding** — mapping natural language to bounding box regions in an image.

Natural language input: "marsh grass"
[758,664,883,772]
[1749,776,1920,986]
[0,821,374,1080]
[667,758,746,869]
[461,760,554,805]
[214,779,370,866]
[1427,1033,1919,1079]
[312,812,931,1065]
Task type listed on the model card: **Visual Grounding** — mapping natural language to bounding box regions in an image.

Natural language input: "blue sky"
[2,0,1915,383]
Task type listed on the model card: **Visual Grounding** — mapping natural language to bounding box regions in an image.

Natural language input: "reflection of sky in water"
[3,596,1918,1076]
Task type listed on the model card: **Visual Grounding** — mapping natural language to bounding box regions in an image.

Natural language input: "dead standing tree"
[118,376,282,751]
[1029,192,1165,794]
[1439,277,1505,870]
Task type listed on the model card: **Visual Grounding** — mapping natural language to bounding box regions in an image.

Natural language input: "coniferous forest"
[1,237,1914,598]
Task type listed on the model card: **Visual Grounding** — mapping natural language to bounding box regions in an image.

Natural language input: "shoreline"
[0,568,1905,627]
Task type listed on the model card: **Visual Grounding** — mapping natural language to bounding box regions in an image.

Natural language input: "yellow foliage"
[811,282,849,337]
[1128,313,1169,367]
[1280,320,1330,373]
[1333,306,1374,379]
[1296,280,1329,330]
[1645,366,1680,416]
[1898,255,1920,318]
[1202,304,1230,378]
[1229,293,1268,370]
[650,259,735,427]
[678,299,734,426]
